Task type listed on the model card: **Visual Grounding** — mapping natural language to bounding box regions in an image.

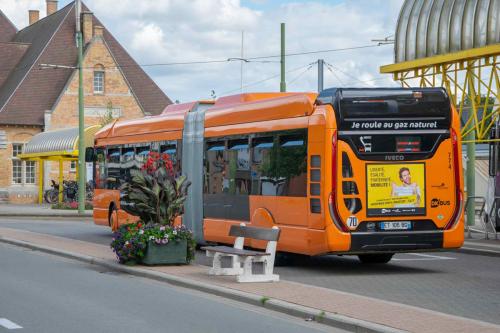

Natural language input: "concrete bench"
[201,223,281,283]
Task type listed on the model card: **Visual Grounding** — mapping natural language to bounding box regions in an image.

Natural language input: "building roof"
[0,2,171,126]
[0,10,17,42]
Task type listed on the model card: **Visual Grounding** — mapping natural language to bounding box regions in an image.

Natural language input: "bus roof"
[94,92,318,141]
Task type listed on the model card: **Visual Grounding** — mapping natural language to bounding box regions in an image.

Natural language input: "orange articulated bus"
[90,88,464,263]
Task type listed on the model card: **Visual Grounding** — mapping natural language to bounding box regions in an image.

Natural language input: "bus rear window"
[339,89,450,119]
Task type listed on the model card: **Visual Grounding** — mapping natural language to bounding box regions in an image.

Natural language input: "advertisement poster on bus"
[366,163,426,216]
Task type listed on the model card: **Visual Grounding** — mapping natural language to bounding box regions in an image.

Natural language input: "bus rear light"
[330,130,349,233]
[444,128,463,230]
[329,193,349,233]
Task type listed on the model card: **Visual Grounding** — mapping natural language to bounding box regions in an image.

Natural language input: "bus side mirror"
[85,147,95,162]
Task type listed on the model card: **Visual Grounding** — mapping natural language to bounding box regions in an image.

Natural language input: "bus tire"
[358,253,394,264]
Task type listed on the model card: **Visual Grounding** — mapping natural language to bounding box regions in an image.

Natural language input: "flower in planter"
[110,222,195,263]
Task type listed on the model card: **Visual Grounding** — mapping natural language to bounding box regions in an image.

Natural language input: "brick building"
[0,1,171,203]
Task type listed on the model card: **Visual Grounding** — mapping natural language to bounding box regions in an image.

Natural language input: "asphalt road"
[0,242,338,333]
[1,217,500,325]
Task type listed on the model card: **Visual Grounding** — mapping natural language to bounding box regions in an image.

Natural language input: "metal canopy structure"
[394,0,500,63]
[380,0,500,227]
[18,125,100,204]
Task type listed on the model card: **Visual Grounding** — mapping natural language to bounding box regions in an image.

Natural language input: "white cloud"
[1,0,403,102]
[0,0,46,28]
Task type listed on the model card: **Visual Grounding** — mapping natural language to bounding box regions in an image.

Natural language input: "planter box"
[141,239,188,265]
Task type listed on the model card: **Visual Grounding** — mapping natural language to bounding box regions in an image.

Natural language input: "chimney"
[93,25,104,38]
[29,10,39,25]
[46,0,57,15]
[82,11,93,45]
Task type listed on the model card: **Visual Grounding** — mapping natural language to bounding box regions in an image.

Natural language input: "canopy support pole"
[38,160,44,204]
[59,160,64,203]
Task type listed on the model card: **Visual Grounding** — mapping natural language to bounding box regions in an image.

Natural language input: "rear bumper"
[349,231,443,253]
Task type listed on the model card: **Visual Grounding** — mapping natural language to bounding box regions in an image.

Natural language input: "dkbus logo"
[431,198,450,208]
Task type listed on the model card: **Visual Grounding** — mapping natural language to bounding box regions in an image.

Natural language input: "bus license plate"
[380,221,411,230]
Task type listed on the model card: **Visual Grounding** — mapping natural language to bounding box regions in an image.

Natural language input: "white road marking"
[409,253,456,259]
[392,253,456,261]
[0,318,22,329]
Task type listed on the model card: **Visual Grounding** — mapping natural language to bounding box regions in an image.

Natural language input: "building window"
[70,160,77,172]
[93,71,104,94]
[12,143,23,184]
[0,130,7,149]
[12,143,36,185]
[12,160,22,184]
[25,161,36,184]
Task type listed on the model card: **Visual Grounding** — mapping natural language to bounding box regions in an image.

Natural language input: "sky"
[1,0,404,103]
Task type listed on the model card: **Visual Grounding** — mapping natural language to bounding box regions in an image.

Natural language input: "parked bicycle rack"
[465,196,498,240]
[486,196,500,240]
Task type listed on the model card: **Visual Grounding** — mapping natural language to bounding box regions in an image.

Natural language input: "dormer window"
[93,65,104,94]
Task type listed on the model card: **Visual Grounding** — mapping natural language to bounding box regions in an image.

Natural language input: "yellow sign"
[367,163,425,216]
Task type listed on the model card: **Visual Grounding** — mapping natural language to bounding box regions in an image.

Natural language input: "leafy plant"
[120,152,191,226]
[99,101,116,127]
[315,311,326,323]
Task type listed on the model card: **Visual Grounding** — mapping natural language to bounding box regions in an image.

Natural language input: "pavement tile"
[1,227,500,333]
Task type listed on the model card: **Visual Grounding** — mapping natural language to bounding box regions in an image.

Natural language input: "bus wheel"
[109,208,119,232]
[358,253,394,264]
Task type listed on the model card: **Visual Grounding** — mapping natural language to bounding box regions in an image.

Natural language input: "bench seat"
[201,245,270,257]
[203,223,280,282]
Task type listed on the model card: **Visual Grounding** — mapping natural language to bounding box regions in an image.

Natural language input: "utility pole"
[317,59,324,92]
[280,23,286,92]
[76,0,86,214]
[466,124,475,227]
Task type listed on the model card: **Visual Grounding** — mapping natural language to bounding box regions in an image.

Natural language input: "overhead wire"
[287,62,315,86]
[29,43,388,72]
[218,63,312,96]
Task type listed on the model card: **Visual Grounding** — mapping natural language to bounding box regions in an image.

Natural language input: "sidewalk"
[0,227,499,333]
[461,220,500,256]
[0,204,92,218]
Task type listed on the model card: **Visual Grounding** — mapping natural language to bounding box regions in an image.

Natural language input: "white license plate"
[380,221,412,230]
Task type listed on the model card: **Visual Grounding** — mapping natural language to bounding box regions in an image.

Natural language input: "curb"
[0,236,405,333]
[0,213,92,219]
[457,246,500,257]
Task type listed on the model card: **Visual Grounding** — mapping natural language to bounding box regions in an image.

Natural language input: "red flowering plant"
[120,151,189,225]
[111,151,194,264]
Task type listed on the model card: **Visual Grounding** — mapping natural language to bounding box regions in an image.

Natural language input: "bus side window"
[135,145,150,169]
[277,131,307,197]
[177,139,182,175]
[160,141,177,174]
[106,148,120,189]
[121,147,135,183]
[251,136,276,195]
[95,148,106,189]
[227,137,250,195]
[205,141,226,195]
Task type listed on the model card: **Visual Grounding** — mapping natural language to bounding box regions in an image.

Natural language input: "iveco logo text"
[384,155,404,161]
